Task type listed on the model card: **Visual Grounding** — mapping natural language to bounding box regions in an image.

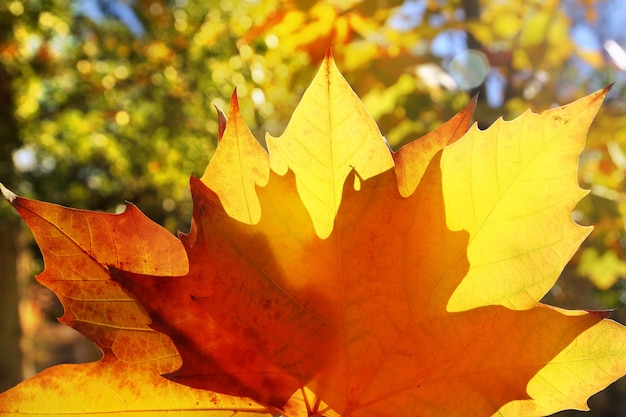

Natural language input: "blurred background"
[1,0,626,415]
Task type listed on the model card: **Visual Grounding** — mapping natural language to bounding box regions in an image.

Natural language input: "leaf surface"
[200,91,270,225]
[3,55,626,417]
[120,153,614,416]
[0,192,278,416]
[442,89,609,312]
[266,50,394,238]
[115,58,626,416]
[494,315,626,416]
[0,358,276,417]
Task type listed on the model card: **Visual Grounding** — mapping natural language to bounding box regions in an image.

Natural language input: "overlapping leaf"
[2,52,626,417]
[0,186,280,416]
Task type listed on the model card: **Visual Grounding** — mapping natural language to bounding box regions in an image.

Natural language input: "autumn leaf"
[200,90,270,225]
[2,51,626,417]
[114,53,625,416]
[0,186,283,416]
[266,51,394,237]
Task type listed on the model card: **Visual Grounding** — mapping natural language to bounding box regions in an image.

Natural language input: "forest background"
[1,0,626,415]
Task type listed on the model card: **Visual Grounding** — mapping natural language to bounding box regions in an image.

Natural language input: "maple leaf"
[113,53,626,416]
[2,51,626,417]
[0,186,284,416]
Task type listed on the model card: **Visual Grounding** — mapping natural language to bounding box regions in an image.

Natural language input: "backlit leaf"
[442,88,609,312]
[0,190,279,416]
[2,54,625,417]
[266,51,394,237]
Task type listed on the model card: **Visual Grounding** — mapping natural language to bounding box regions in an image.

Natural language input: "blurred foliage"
[2,0,626,404]
[1,0,625,285]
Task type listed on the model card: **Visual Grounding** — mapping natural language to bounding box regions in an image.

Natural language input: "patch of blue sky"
[75,0,145,37]
[431,30,467,58]
[387,0,426,32]
[571,24,602,51]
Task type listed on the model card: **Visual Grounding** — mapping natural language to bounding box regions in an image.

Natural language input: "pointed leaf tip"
[586,309,616,319]
[214,105,228,142]
[266,51,394,237]
[468,93,479,110]
[210,89,239,144]
[200,86,269,225]
[0,183,17,203]
[229,89,240,112]
[325,45,333,59]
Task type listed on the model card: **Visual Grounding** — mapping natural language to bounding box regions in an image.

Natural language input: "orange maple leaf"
[114,53,626,416]
[0,190,283,415]
[2,51,626,417]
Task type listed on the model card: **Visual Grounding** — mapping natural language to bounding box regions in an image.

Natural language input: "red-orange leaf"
[116,152,610,416]
[3,195,187,352]
[0,186,281,416]
[2,53,626,417]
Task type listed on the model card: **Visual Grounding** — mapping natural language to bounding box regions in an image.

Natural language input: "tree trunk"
[0,8,24,392]
[0,220,24,391]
